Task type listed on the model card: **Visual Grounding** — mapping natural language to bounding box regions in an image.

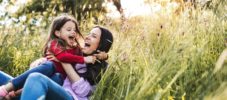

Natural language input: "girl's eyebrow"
[64,26,75,29]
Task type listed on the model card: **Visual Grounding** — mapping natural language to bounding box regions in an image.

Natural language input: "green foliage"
[0,28,45,76]
[91,8,227,99]
[8,0,105,29]
[0,1,227,99]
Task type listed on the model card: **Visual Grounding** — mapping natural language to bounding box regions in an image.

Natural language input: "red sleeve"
[56,52,84,63]
[49,40,84,63]
[49,40,64,55]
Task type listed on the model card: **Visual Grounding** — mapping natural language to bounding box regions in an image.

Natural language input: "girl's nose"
[72,31,76,34]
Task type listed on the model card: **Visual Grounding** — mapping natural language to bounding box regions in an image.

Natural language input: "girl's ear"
[55,31,60,37]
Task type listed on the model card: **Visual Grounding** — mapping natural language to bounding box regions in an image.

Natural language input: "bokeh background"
[0,0,227,99]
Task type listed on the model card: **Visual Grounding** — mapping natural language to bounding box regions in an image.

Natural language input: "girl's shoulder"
[49,39,58,44]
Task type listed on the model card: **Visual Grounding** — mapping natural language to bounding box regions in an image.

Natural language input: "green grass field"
[0,5,227,99]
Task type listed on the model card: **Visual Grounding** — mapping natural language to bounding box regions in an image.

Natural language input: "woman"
[20,26,113,100]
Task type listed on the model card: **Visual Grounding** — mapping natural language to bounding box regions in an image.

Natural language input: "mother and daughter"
[0,14,113,100]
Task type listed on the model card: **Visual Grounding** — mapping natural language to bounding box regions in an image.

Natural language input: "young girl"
[0,14,100,98]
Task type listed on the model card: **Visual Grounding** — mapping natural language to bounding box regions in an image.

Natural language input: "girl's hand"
[4,89,22,100]
[84,56,96,64]
[93,50,108,60]
[29,58,47,69]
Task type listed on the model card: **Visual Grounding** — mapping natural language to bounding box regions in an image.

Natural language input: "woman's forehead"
[90,28,101,35]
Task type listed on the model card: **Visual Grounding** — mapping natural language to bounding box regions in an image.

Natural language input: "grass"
[0,3,227,100]
[91,7,227,99]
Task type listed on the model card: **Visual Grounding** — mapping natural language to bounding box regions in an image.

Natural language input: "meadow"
[0,3,227,99]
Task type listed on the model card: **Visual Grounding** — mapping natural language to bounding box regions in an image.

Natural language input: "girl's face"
[82,27,101,54]
[55,21,77,47]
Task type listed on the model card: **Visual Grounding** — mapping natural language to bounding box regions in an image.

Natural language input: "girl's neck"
[66,43,78,49]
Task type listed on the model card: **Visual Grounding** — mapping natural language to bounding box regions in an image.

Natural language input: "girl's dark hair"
[43,14,83,55]
[79,26,114,85]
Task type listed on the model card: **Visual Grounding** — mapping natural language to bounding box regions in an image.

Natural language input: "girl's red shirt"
[47,39,84,78]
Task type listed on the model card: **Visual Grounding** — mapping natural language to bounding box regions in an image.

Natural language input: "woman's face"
[82,27,101,54]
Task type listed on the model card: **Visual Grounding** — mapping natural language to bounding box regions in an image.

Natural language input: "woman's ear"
[55,31,60,37]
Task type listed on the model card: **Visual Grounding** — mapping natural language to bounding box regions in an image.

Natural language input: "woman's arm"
[61,63,80,83]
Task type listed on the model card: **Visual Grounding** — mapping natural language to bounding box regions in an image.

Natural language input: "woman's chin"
[82,49,90,55]
[82,48,94,55]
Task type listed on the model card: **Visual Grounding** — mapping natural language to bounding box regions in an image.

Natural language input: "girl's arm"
[61,63,80,82]
[55,53,84,63]
[49,40,95,64]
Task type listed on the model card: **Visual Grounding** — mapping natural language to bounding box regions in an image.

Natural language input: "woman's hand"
[29,58,47,69]
[94,50,108,60]
[46,51,60,62]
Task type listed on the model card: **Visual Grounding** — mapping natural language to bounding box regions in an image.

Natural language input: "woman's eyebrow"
[91,32,97,36]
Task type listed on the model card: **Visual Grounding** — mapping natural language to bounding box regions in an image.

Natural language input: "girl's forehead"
[62,21,76,28]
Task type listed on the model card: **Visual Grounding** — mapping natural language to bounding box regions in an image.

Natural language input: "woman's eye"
[92,35,96,38]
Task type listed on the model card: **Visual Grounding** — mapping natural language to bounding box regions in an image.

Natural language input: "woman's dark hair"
[43,14,83,55]
[79,26,114,85]
[95,26,113,53]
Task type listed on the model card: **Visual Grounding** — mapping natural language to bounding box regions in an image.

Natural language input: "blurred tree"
[7,0,106,30]
[112,0,122,14]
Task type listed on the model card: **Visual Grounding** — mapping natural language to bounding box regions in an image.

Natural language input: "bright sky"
[0,0,181,26]
[106,0,153,18]
[121,0,152,17]
[105,0,167,18]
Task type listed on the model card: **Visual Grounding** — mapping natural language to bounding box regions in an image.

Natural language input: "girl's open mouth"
[84,43,91,47]
[68,35,75,40]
